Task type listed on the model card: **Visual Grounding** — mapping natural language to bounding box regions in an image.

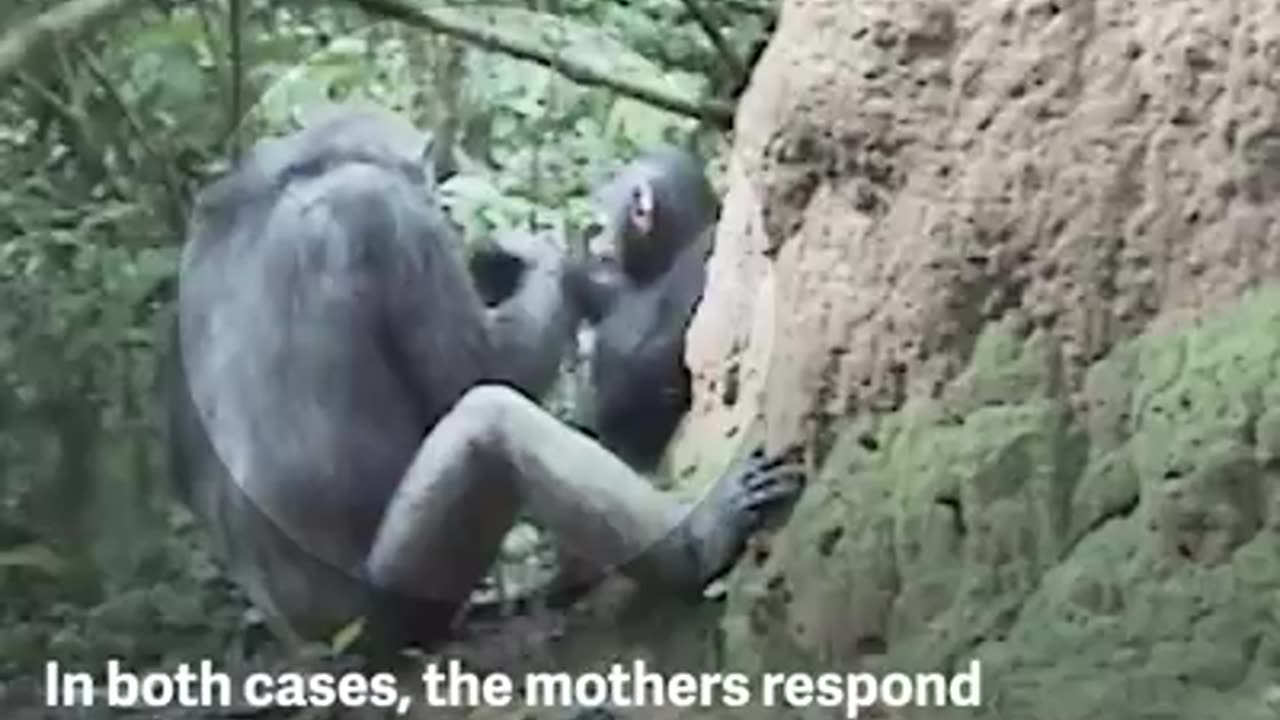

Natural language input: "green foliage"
[242,3,722,240]
[0,0,771,686]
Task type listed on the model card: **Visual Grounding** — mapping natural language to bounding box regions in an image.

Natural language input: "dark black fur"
[170,109,556,648]
[571,147,719,472]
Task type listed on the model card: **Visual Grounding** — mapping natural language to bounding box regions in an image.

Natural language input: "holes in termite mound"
[818,525,845,557]
[936,494,967,537]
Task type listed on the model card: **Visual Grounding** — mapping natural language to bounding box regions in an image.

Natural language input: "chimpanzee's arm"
[632,231,712,366]
[483,233,580,399]
[563,256,628,324]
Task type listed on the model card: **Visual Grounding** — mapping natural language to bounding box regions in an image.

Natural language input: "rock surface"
[681,0,1280,460]
[679,0,1280,717]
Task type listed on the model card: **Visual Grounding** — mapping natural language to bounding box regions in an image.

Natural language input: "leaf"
[330,617,366,655]
[133,246,179,284]
[127,13,207,54]
[0,544,65,576]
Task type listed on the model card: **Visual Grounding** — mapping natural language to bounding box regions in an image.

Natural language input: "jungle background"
[0,0,769,700]
[6,1,1280,718]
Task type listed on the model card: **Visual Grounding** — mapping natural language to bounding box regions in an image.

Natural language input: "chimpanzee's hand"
[561,256,625,324]
[686,445,806,586]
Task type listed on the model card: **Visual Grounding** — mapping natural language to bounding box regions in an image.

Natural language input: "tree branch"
[346,0,736,129]
[14,70,129,200]
[229,0,246,160]
[0,0,145,83]
[722,0,775,16]
[679,0,745,81]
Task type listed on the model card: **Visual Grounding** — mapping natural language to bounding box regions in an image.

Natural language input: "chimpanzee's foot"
[684,446,806,587]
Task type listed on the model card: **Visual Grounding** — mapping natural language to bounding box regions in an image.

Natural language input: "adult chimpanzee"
[171,106,803,651]
[566,147,718,474]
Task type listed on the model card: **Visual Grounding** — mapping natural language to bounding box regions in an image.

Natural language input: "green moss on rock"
[724,286,1280,719]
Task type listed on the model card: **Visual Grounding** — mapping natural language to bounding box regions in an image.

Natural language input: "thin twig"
[679,0,745,80]
[721,0,774,15]
[13,72,81,131]
[194,0,232,111]
[14,70,128,199]
[79,47,189,230]
[228,0,246,160]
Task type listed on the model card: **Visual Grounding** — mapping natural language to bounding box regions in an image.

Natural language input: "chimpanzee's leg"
[365,384,803,608]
